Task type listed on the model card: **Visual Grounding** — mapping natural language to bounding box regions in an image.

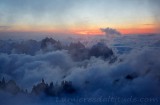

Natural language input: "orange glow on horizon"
[71,29,103,35]
[118,28,158,34]
[0,24,159,35]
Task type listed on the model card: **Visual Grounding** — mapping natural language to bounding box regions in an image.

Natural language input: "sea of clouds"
[0,31,160,105]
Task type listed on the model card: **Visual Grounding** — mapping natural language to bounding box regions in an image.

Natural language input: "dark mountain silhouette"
[0,77,76,97]
[89,42,114,59]
[0,77,21,95]
[41,37,62,51]
[68,41,90,61]
[0,37,115,62]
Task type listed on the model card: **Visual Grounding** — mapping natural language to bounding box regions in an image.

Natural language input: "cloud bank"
[0,35,160,105]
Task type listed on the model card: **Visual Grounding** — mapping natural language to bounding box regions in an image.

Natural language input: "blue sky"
[0,0,159,34]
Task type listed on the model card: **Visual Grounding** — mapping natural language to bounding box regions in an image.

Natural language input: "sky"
[0,0,160,35]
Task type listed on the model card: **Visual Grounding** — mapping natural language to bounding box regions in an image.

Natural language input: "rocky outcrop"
[0,78,76,96]
[41,37,62,51]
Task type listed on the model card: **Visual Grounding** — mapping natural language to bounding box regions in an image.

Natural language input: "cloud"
[100,27,122,46]
[1,45,160,97]
[100,27,121,37]
[66,48,160,98]
[0,51,74,88]
[0,36,160,105]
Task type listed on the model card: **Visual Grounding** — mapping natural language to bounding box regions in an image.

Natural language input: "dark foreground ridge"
[0,77,76,96]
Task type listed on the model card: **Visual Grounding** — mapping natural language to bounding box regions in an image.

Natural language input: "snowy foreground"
[0,35,160,105]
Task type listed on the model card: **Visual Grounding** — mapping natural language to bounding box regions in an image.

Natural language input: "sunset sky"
[0,0,160,35]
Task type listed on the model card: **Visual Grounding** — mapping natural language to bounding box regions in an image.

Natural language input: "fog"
[0,32,160,105]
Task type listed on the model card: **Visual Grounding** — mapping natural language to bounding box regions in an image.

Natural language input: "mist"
[0,31,160,105]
